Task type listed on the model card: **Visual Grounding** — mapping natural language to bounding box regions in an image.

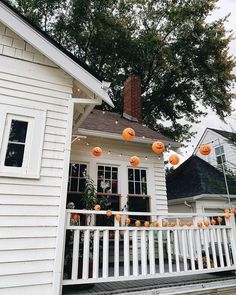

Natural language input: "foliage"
[9,0,236,141]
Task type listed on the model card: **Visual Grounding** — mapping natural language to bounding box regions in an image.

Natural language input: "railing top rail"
[66,209,232,218]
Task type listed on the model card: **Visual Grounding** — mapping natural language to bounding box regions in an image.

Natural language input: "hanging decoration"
[72,213,79,221]
[122,128,135,140]
[115,214,122,222]
[203,220,210,227]
[106,210,113,217]
[162,221,168,227]
[225,213,230,220]
[211,219,217,225]
[217,216,223,224]
[197,222,203,228]
[170,222,176,227]
[144,221,150,227]
[225,208,230,213]
[92,147,103,157]
[94,204,101,211]
[125,218,131,225]
[152,141,165,154]
[135,220,141,227]
[199,144,211,156]
[168,154,180,166]
[153,221,159,227]
[130,156,140,167]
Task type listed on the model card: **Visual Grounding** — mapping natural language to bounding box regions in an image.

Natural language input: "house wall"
[168,202,195,213]
[196,129,236,170]
[0,23,73,295]
[70,136,168,214]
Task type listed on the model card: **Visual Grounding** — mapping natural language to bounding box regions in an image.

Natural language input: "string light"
[102,111,105,114]
[115,120,119,124]
[145,156,148,160]
[86,142,90,146]
[108,150,111,155]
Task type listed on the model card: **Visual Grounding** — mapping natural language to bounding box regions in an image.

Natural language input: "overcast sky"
[186,0,236,154]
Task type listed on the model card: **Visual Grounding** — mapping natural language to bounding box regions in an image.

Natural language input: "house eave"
[0,1,114,108]
[77,128,181,147]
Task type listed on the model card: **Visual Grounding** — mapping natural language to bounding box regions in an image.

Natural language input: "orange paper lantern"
[231,209,236,214]
[169,154,180,166]
[115,214,122,222]
[225,213,230,220]
[94,204,101,211]
[135,220,141,227]
[179,222,185,227]
[72,213,79,221]
[225,208,231,213]
[162,221,168,227]
[199,144,211,156]
[130,156,140,167]
[152,141,165,154]
[144,221,150,228]
[92,147,103,157]
[187,221,192,227]
[197,222,203,228]
[153,221,159,227]
[125,218,131,225]
[204,220,210,227]
[217,216,223,224]
[122,128,135,140]
[106,210,113,217]
[211,219,217,225]
[170,222,176,227]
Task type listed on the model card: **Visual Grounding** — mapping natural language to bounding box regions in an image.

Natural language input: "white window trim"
[0,105,46,178]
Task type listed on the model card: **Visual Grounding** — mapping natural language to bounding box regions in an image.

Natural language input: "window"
[128,168,150,223]
[0,106,45,178]
[96,165,120,226]
[215,145,226,165]
[67,163,87,210]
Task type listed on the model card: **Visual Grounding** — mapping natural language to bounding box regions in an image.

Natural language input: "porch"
[62,209,236,292]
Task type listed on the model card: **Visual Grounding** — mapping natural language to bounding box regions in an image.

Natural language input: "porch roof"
[166,155,236,200]
[78,109,178,145]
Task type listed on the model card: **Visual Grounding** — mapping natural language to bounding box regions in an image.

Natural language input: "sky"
[184,0,236,156]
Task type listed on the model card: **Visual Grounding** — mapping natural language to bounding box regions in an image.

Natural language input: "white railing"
[63,210,236,285]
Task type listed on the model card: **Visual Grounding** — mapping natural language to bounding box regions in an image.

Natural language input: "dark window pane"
[79,178,86,192]
[135,169,140,181]
[97,170,104,180]
[9,120,28,143]
[105,166,111,172]
[141,183,147,195]
[97,180,103,192]
[141,170,147,182]
[68,164,72,176]
[71,164,79,177]
[4,143,25,167]
[135,181,141,194]
[105,170,111,179]
[128,169,133,180]
[112,170,118,180]
[70,178,78,191]
[104,180,111,193]
[128,196,150,223]
[111,180,118,193]
[80,165,87,177]
[128,182,134,194]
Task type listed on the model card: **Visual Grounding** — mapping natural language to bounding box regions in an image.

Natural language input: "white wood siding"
[0,23,73,295]
[70,137,168,213]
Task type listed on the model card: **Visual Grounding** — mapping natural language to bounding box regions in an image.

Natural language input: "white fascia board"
[0,2,114,108]
[168,197,195,204]
[77,128,181,147]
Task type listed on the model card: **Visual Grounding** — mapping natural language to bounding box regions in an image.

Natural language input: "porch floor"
[63,271,236,295]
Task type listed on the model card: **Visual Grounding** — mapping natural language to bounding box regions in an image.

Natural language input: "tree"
[9,0,236,141]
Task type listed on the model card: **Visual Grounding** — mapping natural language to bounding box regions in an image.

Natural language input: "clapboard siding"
[0,24,73,295]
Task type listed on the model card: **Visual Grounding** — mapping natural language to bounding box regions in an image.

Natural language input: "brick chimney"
[123,75,142,123]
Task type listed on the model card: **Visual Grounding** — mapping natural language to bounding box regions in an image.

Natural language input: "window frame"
[67,162,88,193]
[215,145,226,165]
[0,105,46,178]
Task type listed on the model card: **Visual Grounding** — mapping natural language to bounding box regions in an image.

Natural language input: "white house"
[1,2,236,295]
[194,128,236,170]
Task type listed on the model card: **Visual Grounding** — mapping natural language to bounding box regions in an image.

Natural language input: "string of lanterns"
[91,127,181,167]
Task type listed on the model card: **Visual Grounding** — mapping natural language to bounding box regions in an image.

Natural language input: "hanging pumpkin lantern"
[187,221,192,227]
[211,219,217,226]
[231,209,236,214]
[115,214,122,222]
[197,222,203,228]
[217,216,223,224]
[170,222,176,227]
[94,204,101,211]
[106,210,113,217]
[199,144,211,156]
[162,221,168,227]
[125,218,131,225]
[152,141,165,154]
[225,208,231,214]
[92,147,103,157]
[122,128,135,140]
[225,213,230,220]
[135,220,141,227]
[169,154,180,166]
[72,213,79,221]
[204,220,210,227]
[130,156,140,167]
[179,221,185,227]
[144,221,150,228]
[153,221,159,227]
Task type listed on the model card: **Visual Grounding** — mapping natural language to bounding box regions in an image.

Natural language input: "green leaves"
[11,0,236,141]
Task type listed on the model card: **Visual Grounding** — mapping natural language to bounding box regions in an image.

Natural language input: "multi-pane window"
[97,165,118,194]
[4,120,28,167]
[68,163,87,192]
[128,168,147,195]
[215,146,226,165]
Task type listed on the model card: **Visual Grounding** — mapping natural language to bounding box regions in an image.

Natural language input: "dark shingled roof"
[80,109,174,142]
[208,128,235,140]
[166,155,236,200]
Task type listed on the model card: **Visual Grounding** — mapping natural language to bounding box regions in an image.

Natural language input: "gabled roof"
[208,128,235,140]
[0,0,114,107]
[79,109,179,145]
[166,155,236,200]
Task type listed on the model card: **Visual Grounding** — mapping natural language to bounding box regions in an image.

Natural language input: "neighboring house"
[0,2,179,295]
[167,155,236,214]
[194,128,236,170]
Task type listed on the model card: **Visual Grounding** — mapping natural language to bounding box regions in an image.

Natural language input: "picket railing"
[63,210,236,285]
